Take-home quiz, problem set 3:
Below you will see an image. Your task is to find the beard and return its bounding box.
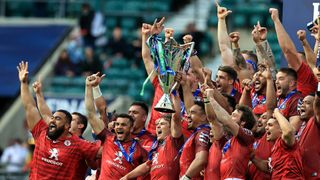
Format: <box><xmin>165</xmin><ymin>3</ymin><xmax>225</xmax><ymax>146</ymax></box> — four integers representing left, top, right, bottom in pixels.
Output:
<box><xmin>47</xmin><ymin>126</ymin><xmax>65</xmax><ymax>140</ymax></box>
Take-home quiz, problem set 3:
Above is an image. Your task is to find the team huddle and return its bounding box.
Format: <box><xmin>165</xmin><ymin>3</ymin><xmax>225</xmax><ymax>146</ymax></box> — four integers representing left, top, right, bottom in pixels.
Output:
<box><xmin>17</xmin><ymin>4</ymin><xmax>320</xmax><ymax>180</ymax></box>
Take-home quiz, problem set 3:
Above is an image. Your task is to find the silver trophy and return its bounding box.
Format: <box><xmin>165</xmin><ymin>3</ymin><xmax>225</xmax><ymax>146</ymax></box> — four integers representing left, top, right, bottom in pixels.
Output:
<box><xmin>147</xmin><ymin>30</ymin><xmax>194</xmax><ymax>113</ymax></box>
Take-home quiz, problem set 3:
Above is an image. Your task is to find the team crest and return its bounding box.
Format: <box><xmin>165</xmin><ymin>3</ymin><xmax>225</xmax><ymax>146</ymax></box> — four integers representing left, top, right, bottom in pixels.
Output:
<box><xmin>113</xmin><ymin>151</ymin><xmax>123</xmax><ymax>164</ymax></box>
<box><xmin>64</xmin><ymin>140</ymin><xmax>71</xmax><ymax>146</ymax></box>
<box><xmin>152</xmin><ymin>152</ymin><xmax>159</xmax><ymax>165</ymax></box>
<box><xmin>49</xmin><ymin>148</ymin><xmax>59</xmax><ymax>161</ymax></box>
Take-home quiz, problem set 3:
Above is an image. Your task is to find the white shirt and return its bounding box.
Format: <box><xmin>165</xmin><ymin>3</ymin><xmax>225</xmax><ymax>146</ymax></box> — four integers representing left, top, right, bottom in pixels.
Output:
<box><xmin>1</xmin><ymin>143</ymin><xmax>28</xmax><ymax>172</ymax></box>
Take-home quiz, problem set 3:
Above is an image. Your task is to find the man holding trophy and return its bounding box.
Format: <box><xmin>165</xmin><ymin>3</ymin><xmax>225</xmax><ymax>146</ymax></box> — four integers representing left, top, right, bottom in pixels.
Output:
<box><xmin>141</xmin><ymin>18</ymin><xmax>210</xmax><ymax>180</ymax></box>
<box><xmin>145</xmin><ymin>19</ymin><xmax>195</xmax><ymax>113</ymax></box>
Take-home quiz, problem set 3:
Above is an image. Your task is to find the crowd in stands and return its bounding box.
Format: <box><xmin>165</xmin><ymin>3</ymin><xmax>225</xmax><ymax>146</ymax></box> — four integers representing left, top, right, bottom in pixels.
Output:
<box><xmin>5</xmin><ymin>0</ymin><xmax>320</xmax><ymax>179</ymax></box>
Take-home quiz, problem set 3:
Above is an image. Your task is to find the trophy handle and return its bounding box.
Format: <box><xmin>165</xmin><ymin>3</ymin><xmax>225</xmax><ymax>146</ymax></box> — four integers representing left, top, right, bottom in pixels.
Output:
<box><xmin>170</xmin><ymin>82</ymin><xmax>178</xmax><ymax>94</ymax></box>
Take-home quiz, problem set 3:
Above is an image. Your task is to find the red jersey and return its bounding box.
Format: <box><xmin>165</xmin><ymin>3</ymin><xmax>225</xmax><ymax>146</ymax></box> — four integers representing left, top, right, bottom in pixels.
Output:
<box><xmin>179</xmin><ymin>125</ymin><xmax>211</xmax><ymax>180</ymax></box>
<box><xmin>220</xmin><ymin>128</ymin><xmax>255</xmax><ymax>179</ymax></box>
<box><xmin>97</xmin><ymin>129</ymin><xmax>147</xmax><ymax>179</ymax></box>
<box><xmin>132</xmin><ymin>129</ymin><xmax>155</xmax><ymax>151</ymax></box>
<box><xmin>147</xmin><ymin>78</ymin><xmax>163</xmax><ymax>135</ymax></box>
<box><xmin>299</xmin><ymin>117</ymin><xmax>320</xmax><ymax>179</ymax></box>
<box><xmin>204</xmin><ymin>138</ymin><xmax>227</xmax><ymax>180</ymax></box>
<box><xmin>30</xmin><ymin>120</ymin><xmax>100</xmax><ymax>180</ymax></box>
<box><xmin>297</xmin><ymin>62</ymin><xmax>318</xmax><ymax>97</ymax></box>
<box><xmin>270</xmin><ymin>138</ymin><xmax>304</xmax><ymax>179</ymax></box>
<box><xmin>149</xmin><ymin>135</ymin><xmax>184</xmax><ymax>180</ymax></box>
<box><xmin>234</xmin><ymin>79</ymin><xmax>243</xmax><ymax>93</ymax></box>
<box><xmin>277</xmin><ymin>91</ymin><xmax>302</xmax><ymax>119</ymax></box>
<box><xmin>247</xmin><ymin>133</ymin><xmax>274</xmax><ymax>180</ymax></box>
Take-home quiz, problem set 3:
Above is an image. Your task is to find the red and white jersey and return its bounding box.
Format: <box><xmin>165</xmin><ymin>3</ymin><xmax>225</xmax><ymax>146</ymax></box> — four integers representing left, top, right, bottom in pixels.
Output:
<box><xmin>132</xmin><ymin>129</ymin><xmax>155</xmax><ymax>152</ymax></box>
<box><xmin>204</xmin><ymin>138</ymin><xmax>227</xmax><ymax>180</ymax></box>
<box><xmin>277</xmin><ymin>91</ymin><xmax>302</xmax><ymax>119</ymax></box>
<box><xmin>270</xmin><ymin>138</ymin><xmax>304</xmax><ymax>179</ymax></box>
<box><xmin>30</xmin><ymin>120</ymin><xmax>100</xmax><ymax>180</ymax></box>
<box><xmin>297</xmin><ymin>62</ymin><xmax>318</xmax><ymax>97</ymax></box>
<box><xmin>149</xmin><ymin>135</ymin><xmax>184</xmax><ymax>180</ymax></box>
<box><xmin>247</xmin><ymin>133</ymin><xmax>274</xmax><ymax>180</ymax></box>
<box><xmin>299</xmin><ymin>117</ymin><xmax>320</xmax><ymax>179</ymax></box>
<box><xmin>97</xmin><ymin>129</ymin><xmax>147</xmax><ymax>179</ymax></box>
<box><xmin>220</xmin><ymin>128</ymin><xmax>255</xmax><ymax>179</ymax></box>
<box><xmin>179</xmin><ymin>126</ymin><xmax>210</xmax><ymax>180</ymax></box>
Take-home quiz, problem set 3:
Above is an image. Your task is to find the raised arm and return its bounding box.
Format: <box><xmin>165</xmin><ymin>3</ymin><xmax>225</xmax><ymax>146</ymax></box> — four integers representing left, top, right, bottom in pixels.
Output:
<box><xmin>32</xmin><ymin>78</ymin><xmax>52</xmax><ymax>124</ymax></box>
<box><xmin>85</xmin><ymin>75</ymin><xmax>105</xmax><ymax>135</ymax></box>
<box><xmin>229</xmin><ymin>32</ymin><xmax>246</xmax><ymax>70</ymax></box>
<box><xmin>141</xmin><ymin>23</ymin><xmax>155</xmax><ymax>81</ymax></box>
<box><xmin>262</xmin><ymin>66</ymin><xmax>276</xmax><ymax>114</ymax></box>
<box><xmin>171</xmin><ymin>93</ymin><xmax>182</xmax><ymax>138</ymax></box>
<box><xmin>183</xmin><ymin>34</ymin><xmax>205</xmax><ymax>84</ymax></box>
<box><xmin>310</xmin><ymin>23</ymin><xmax>320</xmax><ymax>54</ymax></box>
<box><xmin>269</xmin><ymin>8</ymin><xmax>301</xmax><ymax>71</ymax></box>
<box><xmin>180</xmin><ymin>72</ymin><xmax>194</xmax><ymax>113</ymax></box>
<box><xmin>204</xmin><ymin>88</ymin><xmax>224</xmax><ymax>140</ymax></box>
<box><xmin>239</xmin><ymin>78</ymin><xmax>253</xmax><ymax>108</ymax></box>
<box><xmin>209</xmin><ymin>95</ymin><xmax>239</xmax><ymax>136</ymax></box>
<box><xmin>273</xmin><ymin>108</ymin><xmax>296</xmax><ymax>147</ymax></box>
<box><xmin>142</xmin><ymin>17</ymin><xmax>165</xmax><ymax>82</ymax></box>
<box><xmin>297</xmin><ymin>30</ymin><xmax>317</xmax><ymax>69</ymax></box>
<box><xmin>217</xmin><ymin>3</ymin><xmax>233</xmax><ymax>66</ymax></box>
<box><xmin>17</xmin><ymin>61</ymin><xmax>41</xmax><ymax>130</ymax></box>
<box><xmin>252</xmin><ymin>22</ymin><xmax>276</xmax><ymax>70</ymax></box>
<box><xmin>89</xmin><ymin>72</ymin><xmax>108</xmax><ymax>123</ymax></box>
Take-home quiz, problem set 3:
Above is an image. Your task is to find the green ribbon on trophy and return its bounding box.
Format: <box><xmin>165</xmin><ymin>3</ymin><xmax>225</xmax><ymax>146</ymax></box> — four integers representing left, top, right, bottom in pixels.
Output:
<box><xmin>140</xmin><ymin>33</ymin><xmax>194</xmax><ymax>113</ymax></box>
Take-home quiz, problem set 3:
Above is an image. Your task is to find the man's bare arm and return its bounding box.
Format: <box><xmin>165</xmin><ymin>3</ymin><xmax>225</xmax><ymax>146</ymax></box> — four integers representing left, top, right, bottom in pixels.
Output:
<box><xmin>85</xmin><ymin>75</ymin><xmax>105</xmax><ymax>135</ymax></box>
<box><xmin>32</xmin><ymin>79</ymin><xmax>52</xmax><ymax>124</ymax></box>
<box><xmin>274</xmin><ymin>108</ymin><xmax>296</xmax><ymax>147</ymax></box>
<box><xmin>204</xmin><ymin>88</ymin><xmax>224</xmax><ymax>140</ymax></box>
<box><xmin>183</xmin><ymin>151</ymin><xmax>208</xmax><ymax>178</ymax></box>
<box><xmin>18</xmin><ymin>61</ymin><xmax>42</xmax><ymax>130</ymax></box>
<box><xmin>171</xmin><ymin>93</ymin><xmax>182</xmax><ymax>138</ymax></box>
<box><xmin>217</xmin><ymin>3</ymin><xmax>233</xmax><ymax>66</ymax></box>
<box><xmin>209</xmin><ymin>96</ymin><xmax>240</xmax><ymax>136</ymax></box>
<box><xmin>270</xmin><ymin>8</ymin><xmax>301</xmax><ymax>71</ymax></box>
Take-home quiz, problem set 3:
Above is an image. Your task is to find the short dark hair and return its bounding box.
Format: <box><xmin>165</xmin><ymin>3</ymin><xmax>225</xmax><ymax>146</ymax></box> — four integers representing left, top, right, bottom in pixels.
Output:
<box><xmin>218</xmin><ymin>66</ymin><xmax>238</xmax><ymax>81</ymax></box>
<box><xmin>221</xmin><ymin>93</ymin><xmax>236</xmax><ymax>111</ymax></box>
<box><xmin>72</xmin><ymin>112</ymin><xmax>88</xmax><ymax>134</ymax></box>
<box><xmin>131</xmin><ymin>101</ymin><xmax>149</xmax><ymax>115</ymax></box>
<box><xmin>241</xmin><ymin>50</ymin><xmax>258</xmax><ymax>64</ymax></box>
<box><xmin>56</xmin><ymin>109</ymin><xmax>72</xmax><ymax>124</ymax></box>
<box><xmin>278</xmin><ymin>68</ymin><xmax>297</xmax><ymax>81</ymax></box>
<box><xmin>116</xmin><ymin>113</ymin><xmax>134</xmax><ymax>126</ymax></box>
<box><xmin>194</xmin><ymin>100</ymin><xmax>205</xmax><ymax>113</ymax></box>
<box><xmin>236</xmin><ymin>105</ymin><xmax>256</xmax><ymax>130</ymax></box>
